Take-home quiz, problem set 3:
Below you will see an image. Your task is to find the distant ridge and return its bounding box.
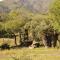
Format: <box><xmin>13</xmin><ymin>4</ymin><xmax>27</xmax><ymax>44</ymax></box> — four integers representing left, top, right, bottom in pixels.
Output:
<box><xmin>0</xmin><ymin>0</ymin><xmax>52</xmax><ymax>13</ymax></box>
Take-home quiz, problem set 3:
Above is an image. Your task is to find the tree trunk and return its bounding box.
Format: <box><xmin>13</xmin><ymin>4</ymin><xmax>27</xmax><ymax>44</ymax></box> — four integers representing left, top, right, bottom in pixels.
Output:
<box><xmin>14</xmin><ymin>34</ymin><xmax>17</xmax><ymax>46</ymax></box>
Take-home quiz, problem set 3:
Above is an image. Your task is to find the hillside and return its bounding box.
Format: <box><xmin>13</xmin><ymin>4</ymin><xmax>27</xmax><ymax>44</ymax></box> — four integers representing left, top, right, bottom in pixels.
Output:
<box><xmin>0</xmin><ymin>0</ymin><xmax>52</xmax><ymax>13</ymax></box>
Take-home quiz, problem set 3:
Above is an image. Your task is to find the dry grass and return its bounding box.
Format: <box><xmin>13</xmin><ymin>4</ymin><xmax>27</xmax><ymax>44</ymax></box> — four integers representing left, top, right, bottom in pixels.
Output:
<box><xmin>0</xmin><ymin>48</ymin><xmax>60</xmax><ymax>60</ymax></box>
<box><xmin>0</xmin><ymin>38</ymin><xmax>60</xmax><ymax>60</ymax></box>
<box><xmin>0</xmin><ymin>38</ymin><xmax>20</xmax><ymax>47</ymax></box>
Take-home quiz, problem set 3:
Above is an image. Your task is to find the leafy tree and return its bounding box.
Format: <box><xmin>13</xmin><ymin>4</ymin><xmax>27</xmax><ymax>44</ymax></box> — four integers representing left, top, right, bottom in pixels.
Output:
<box><xmin>50</xmin><ymin>0</ymin><xmax>60</xmax><ymax>32</ymax></box>
<box><xmin>2</xmin><ymin>8</ymin><xmax>33</xmax><ymax>46</ymax></box>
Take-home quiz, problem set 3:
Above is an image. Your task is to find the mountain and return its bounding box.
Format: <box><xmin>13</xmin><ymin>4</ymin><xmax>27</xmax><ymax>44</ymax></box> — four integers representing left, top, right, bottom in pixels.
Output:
<box><xmin>0</xmin><ymin>0</ymin><xmax>52</xmax><ymax>13</ymax></box>
<box><xmin>0</xmin><ymin>1</ymin><xmax>9</xmax><ymax>13</ymax></box>
<box><xmin>20</xmin><ymin>0</ymin><xmax>52</xmax><ymax>13</ymax></box>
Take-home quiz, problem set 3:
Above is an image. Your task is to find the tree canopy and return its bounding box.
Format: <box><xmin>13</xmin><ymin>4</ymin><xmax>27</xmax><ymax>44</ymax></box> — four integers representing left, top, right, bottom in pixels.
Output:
<box><xmin>0</xmin><ymin>0</ymin><xmax>60</xmax><ymax>40</ymax></box>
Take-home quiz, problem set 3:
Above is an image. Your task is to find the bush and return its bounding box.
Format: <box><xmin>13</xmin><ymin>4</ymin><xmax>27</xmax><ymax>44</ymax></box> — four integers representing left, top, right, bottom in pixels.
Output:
<box><xmin>1</xmin><ymin>43</ymin><xmax>10</xmax><ymax>50</ymax></box>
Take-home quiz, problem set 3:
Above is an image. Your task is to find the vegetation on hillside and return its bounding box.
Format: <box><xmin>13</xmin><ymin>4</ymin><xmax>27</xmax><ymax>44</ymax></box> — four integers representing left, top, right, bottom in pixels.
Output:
<box><xmin>0</xmin><ymin>0</ymin><xmax>60</xmax><ymax>48</ymax></box>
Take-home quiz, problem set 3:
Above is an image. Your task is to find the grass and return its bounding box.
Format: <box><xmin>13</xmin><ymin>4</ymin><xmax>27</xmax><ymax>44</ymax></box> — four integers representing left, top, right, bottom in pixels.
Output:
<box><xmin>0</xmin><ymin>38</ymin><xmax>20</xmax><ymax>47</ymax></box>
<box><xmin>0</xmin><ymin>48</ymin><xmax>60</xmax><ymax>60</ymax></box>
<box><xmin>0</xmin><ymin>38</ymin><xmax>60</xmax><ymax>60</ymax></box>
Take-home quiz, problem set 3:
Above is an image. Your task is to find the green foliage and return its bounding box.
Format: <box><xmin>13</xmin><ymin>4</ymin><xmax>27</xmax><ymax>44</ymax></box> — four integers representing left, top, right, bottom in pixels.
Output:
<box><xmin>0</xmin><ymin>0</ymin><xmax>60</xmax><ymax>42</ymax></box>
<box><xmin>0</xmin><ymin>22</ymin><xmax>3</xmax><ymax>31</ymax></box>
<box><xmin>49</xmin><ymin>0</ymin><xmax>60</xmax><ymax>32</ymax></box>
<box><xmin>2</xmin><ymin>8</ymin><xmax>33</xmax><ymax>32</ymax></box>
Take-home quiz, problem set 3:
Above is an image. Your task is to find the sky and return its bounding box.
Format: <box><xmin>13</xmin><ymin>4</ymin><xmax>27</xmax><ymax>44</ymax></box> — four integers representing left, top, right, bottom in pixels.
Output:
<box><xmin>0</xmin><ymin>0</ymin><xmax>3</xmax><ymax>1</ymax></box>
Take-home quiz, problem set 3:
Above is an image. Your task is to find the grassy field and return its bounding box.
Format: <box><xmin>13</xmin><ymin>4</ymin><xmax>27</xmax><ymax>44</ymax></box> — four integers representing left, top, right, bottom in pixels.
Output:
<box><xmin>0</xmin><ymin>38</ymin><xmax>60</xmax><ymax>60</ymax></box>
<box><xmin>0</xmin><ymin>38</ymin><xmax>20</xmax><ymax>47</ymax></box>
<box><xmin>0</xmin><ymin>48</ymin><xmax>60</xmax><ymax>60</ymax></box>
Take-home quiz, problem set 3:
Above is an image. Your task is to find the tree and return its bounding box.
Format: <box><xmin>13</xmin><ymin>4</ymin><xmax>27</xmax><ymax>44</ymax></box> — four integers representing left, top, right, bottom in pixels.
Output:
<box><xmin>50</xmin><ymin>0</ymin><xmax>60</xmax><ymax>32</ymax></box>
<box><xmin>2</xmin><ymin>8</ymin><xmax>33</xmax><ymax>46</ymax></box>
